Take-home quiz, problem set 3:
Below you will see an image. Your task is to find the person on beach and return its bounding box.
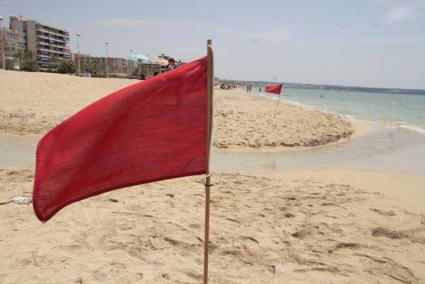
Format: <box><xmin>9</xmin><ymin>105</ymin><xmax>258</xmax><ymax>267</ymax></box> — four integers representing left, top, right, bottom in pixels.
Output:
<box><xmin>166</xmin><ymin>58</ymin><xmax>177</xmax><ymax>71</ymax></box>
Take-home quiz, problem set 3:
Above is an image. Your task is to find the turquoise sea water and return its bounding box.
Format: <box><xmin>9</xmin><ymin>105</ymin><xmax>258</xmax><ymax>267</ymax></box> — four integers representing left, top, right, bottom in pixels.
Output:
<box><xmin>255</xmin><ymin>87</ymin><xmax>425</xmax><ymax>134</ymax></box>
<box><xmin>228</xmin><ymin>86</ymin><xmax>425</xmax><ymax>175</ymax></box>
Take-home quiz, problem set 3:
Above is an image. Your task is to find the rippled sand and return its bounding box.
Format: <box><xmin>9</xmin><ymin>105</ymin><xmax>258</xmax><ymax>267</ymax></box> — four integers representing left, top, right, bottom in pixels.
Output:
<box><xmin>1</xmin><ymin>168</ymin><xmax>424</xmax><ymax>283</ymax></box>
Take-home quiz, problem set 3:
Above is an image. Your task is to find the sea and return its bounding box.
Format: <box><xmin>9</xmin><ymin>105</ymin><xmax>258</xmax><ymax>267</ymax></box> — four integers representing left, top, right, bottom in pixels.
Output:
<box><xmin>212</xmin><ymin>86</ymin><xmax>425</xmax><ymax>176</ymax></box>
<box><xmin>261</xmin><ymin>87</ymin><xmax>425</xmax><ymax>135</ymax></box>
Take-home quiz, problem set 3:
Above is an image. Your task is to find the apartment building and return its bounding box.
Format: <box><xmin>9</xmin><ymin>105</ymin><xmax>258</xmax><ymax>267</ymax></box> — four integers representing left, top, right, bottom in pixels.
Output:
<box><xmin>10</xmin><ymin>15</ymin><xmax>71</xmax><ymax>71</ymax></box>
<box><xmin>72</xmin><ymin>55</ymin><xmax>129</xmax><ymax>76</ymax></box>
<box><xmin>0</xmin><ymin>26</ymin><xmax>24</xmax><ymax>67</ymax></box>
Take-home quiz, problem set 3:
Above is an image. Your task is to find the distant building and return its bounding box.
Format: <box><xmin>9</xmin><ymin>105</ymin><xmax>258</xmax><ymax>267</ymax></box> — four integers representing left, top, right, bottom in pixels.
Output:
<box><xmin>100</xmin><ymin>57</ymin><xmax>128</xmax><ymax>75</ymax></box>
<box><xmin>10</xmin><ymin>15</ymin><xmax>71</xmax><ymax>71</ymax></box>
<box><xmin>0</xmin><ymin>26</ymin><xmax>24</xmax><ymax>69</ymax></box>
<box><xmin>71</xmin><ymin>52</ymin><xmax>91</xmax><ymax>74</ymax></box>
<box><xmin>71</xmin><ymin>54</ymin><xmax>128</xmax><ymax>77</ymax></box>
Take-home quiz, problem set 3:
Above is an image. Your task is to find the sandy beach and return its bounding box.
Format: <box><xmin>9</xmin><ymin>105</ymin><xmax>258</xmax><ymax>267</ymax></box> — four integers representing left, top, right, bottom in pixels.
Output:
<box><xmin>1</xmin><ymin>70</ymin><xmax>424</xmax><ymax>283</ymax></box>
<box><xmin>214</xmin><ymin>91</ymin><xmax>356</xmax><ymax>150</ymax></box>
<box><xmin>1</xmin><ymin>167</ymin><xmax>424</xmax><ymax>283</ymax></box>
<box><xmin>0</xmin><ymin>70</ymin><xmax>355</xmax><ymax>150</ymax></box>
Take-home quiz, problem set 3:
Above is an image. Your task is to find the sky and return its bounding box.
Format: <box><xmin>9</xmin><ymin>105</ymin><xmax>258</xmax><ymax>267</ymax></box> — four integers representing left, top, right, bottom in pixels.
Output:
<box><xmin>1</xmin><ymin>0</ymin><xmax>425</xmax><ymax>89</ymax></box>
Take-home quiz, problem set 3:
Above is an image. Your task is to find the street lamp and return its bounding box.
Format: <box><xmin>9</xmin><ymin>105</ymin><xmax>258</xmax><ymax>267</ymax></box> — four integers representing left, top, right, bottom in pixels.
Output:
<box><xmin>76</xmin><ymin>33</ymin><xmax>80</xmax><ymax>76</ymax></box>
<box><xmin>0</xmin><ymin>16</ymin><xmax>5</xmax><ymax>70</ymax></box>
<box><xmin>104</xmin><ymin>41</ymin><xmax>109</xmax><ymax>78</ymax></box>
<box><xmin>128</xmin><ymin>48</ymin><xmax>133</xmax><ymax>77</ymax></box>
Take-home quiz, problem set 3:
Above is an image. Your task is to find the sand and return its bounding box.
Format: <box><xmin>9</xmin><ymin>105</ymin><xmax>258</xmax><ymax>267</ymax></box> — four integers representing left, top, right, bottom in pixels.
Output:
<box><xmin>214</xmin><ymin>91</ymin><xmax>355</xmax><ymax>150</ymax></box>
<box><xmin>0</xmin><ymin>70</ymin><xmax>355</xmax><ymax>150</ymax></box>
<box><xmin>1</xmin><ymin>70</ymin><xmax>424</xmax><ymax>283</ymax></box>
<box><xmin>0</xmin><ymin>167</ymin><xmax>424</xmax><ymax>283</ymax></box>
<box><xmin>0</xmin><ymin>70</ymin><xmax>137</xmax><ymax>136</ymax></box>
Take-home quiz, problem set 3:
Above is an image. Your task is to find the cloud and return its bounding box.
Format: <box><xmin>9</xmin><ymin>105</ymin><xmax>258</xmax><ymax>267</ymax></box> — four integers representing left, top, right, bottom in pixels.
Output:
<box><xmin>385</xmin><ymin>7</ymin><xmax>414</xmax><ymax>23</ymax></box>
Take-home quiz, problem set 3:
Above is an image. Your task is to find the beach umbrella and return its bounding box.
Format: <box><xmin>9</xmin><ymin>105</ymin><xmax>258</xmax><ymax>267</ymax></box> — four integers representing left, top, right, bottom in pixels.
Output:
<box><xmin>33</xmin><ymin>40</ymin><xmax>214</xmax><ymax>284</ymax></box>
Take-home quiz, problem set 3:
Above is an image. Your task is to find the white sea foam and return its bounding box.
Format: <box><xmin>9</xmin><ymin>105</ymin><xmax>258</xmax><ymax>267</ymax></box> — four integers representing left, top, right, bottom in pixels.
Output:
<box><xmin>280</xmin><ymin>98</ymin><xmax>320</xmax><ymax>111</ymax></box>
<box><xmin>253</xmin><ymin>91</ymin><xmax>425</xmax><ymax>136</ymax></box>
<box><xmin>398</xmin><ymin>124</ymin><xmax>425</xmax><ymax>135</ymax></box>
<box><xmin>383</xmin><ymin>121</ymin><xmax>425</xmax><ymax>135</ymax></box>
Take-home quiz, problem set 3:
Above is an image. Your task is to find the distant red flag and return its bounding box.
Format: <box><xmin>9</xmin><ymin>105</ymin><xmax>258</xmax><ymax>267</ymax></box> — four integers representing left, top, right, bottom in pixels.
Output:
<box><xmin>265</xmin><ymin>83</ymin><xmax>283</xmax><ymax>95</ymax></box>
<box><xmin>33</xmin><ymin>56</ymin><xmax>208</xmax><ymax>222</ymax></box>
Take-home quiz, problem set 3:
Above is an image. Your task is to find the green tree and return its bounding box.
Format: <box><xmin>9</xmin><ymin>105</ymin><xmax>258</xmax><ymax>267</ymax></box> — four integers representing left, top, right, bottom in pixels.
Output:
<box><xmin>56</xmin><ymin>61</ymin><xmax>75</xmax><ymax>74</ymax></box>
<box><xmin>86</xmin><ymin>58</ymin><xmax>104</xmax><ymax>77</ymax></box>
<box><xmin>20</xmin><ymin>50</ymin><xmax>38</xmax><ymax>72</ymax></box>
<box><xmin>5</xmin><ymin>59</ymin><xmax>15</xmax><ymax>70</ymax></box>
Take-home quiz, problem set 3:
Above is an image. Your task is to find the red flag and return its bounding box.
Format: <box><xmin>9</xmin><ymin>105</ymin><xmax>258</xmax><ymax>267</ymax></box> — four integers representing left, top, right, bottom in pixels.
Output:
<box><xmin>33</xmin><ymin>56</ymin><xmax>208</xmax><ymax>222</ymax></box>
<box><xmin>265</xmin><ymin>83</ymin><xmax>283</xmax><ymax>95</ymax></box>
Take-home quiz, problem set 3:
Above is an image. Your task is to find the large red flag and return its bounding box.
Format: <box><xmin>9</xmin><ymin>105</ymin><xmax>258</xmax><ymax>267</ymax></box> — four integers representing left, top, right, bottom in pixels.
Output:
<box><xmin>33</xmin><ymin>56</ymin><xmax>208</xmax><ymax>222</ymax></box>
<box><xmin>265</xmin><ymin>83</ymin><xmax>283</xmax><ymax>95</ymax></box>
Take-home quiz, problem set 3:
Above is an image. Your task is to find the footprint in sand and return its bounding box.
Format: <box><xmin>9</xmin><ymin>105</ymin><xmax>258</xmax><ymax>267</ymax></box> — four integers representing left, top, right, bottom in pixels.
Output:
<box><xmin>189</xmin><ymin>223</ymin><xmax>201</xmax><ymax>229</ymax></box>
<box><xmin>372</xmin><ymin>227</ymin><xmax>405</xmax><ymax>239</ymax></box>
<box><xmin>241</xmin><ymin>235</ymin><xmax>259</xmax><ymax>245</ymax></box>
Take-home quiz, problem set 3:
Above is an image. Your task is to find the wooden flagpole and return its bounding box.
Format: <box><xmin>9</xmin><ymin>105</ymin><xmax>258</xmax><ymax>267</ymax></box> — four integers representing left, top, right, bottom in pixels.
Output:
<box><xmin>204</xmin><ymin>39</ymin><xmax>214</xmax><ymax>284</ymax></box>
<box><xmin>273</xmin><ymin>95</ymin><xmax>281</xmax><ymax>119</ymax></box>
<box><xmin>273</xmin><ymin>82</ymin><xmax>283</xmax><ymax>119</ymax></box>
<box><xmin>273</xmin><ymin>83</ymin><xmax>283</xmax><ymax>119</ymax></box>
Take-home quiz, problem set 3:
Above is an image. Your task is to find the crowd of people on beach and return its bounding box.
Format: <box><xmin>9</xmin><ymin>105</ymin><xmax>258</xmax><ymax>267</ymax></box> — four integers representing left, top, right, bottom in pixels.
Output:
<box><xmin>219</xmin><ymin>83</ymin><xmax>238</xmax><ymax>90</ymax></box>
<box><xmin>216</xmin><ymin>83</ymin><xmax>257</xmax><ymax>93</ymax></box>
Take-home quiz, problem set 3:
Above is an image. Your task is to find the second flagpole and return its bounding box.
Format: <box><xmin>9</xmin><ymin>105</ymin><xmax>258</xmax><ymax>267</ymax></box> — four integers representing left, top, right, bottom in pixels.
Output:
<box><xmin>204</xmin><ymin>39</ymin><xmax>214</xmax><ymax>284</ymax></box>
<box><xmin>273</xmin><ymin>82</ymin><xmax>283</xmax><ymax>119</ymax></box>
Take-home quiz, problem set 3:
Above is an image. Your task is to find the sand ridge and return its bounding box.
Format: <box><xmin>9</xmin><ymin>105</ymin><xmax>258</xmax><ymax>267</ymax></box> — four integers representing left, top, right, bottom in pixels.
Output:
<box><xmin>214</xmin><ymin>91</ymin><xmax>354</xmax><ymax>150</ymax></box>
<box><xmin>0</xmin><ymin>70</ymin><xmax>354</xmax><ymax>150</ymax></box>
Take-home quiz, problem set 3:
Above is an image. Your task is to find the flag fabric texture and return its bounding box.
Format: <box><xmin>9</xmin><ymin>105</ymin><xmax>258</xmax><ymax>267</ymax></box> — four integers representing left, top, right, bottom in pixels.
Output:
<box><xmin>265</xmin><ymin>84</ymin><xmax>283</xmax><ymax>95</ymax></box>
<box><xmin>33</xmin><ymin>56</ymin><xmax>208</xmax><ymax>222</ymax></box>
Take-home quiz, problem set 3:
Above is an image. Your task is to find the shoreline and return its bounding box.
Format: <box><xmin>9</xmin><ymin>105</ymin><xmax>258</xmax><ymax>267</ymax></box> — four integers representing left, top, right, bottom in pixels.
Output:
<box><xmin>214</xmin><ymin>118</ymin><xmax>373</xmax><ymax>153</ymax></box>
<box><xmin>250</xmin><ymin>90</ymin><xmax>376</xmax><ymax>138</ymax></box>
<box><xmin>1</xmin><ymin>71</ymin><xmax>358</xmax><ymax>152</ymax></box>
<box><xmin>213</xmin><ymin>90</ymin><xmax>355</xmax><ymax>151</ymax></box>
